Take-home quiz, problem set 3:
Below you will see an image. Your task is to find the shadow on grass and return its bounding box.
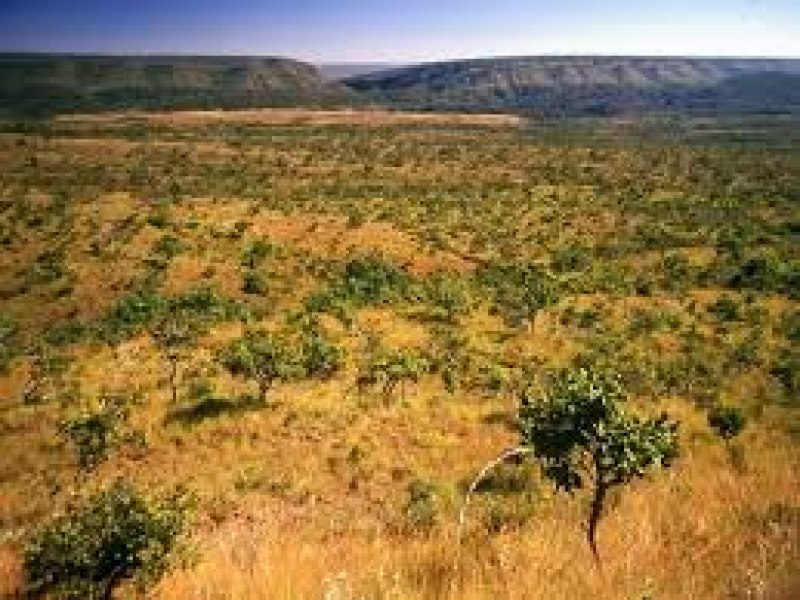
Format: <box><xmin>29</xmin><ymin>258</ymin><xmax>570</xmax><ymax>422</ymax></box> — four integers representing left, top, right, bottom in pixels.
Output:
<box><xmin>164</xmin><ymin>394</ymin><xmax>266</xmax><ymax>426</ymax></box>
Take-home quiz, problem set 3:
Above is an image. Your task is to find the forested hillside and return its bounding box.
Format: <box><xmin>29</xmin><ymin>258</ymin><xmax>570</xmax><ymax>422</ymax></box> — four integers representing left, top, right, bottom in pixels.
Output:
<box><xmin>0</xmin><ymin>54</ymin><xmax>358</xmax><ymax>116</ymax></box>
<box><xmin>345</xmin><ymin>56</ymin><xmax>800</xmax><ymax>115</ymax></box>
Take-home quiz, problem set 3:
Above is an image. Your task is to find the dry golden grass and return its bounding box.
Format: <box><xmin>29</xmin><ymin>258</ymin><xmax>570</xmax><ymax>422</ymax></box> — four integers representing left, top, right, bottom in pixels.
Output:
<box><xmin>56</xmin><ymin>108</ymin><xmax>523</xmax><ymax>128</ymax></box>
<box><xmin>151</xmin><ymin>420</ymin><xmax>799</xmax><ymax>600</ymax></box>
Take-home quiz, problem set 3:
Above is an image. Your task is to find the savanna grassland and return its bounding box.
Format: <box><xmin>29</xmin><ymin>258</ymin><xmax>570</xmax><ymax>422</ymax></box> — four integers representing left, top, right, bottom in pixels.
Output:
<box><xmin>0</xmin><ymin>109</ymin><xmax>798</xmax><ymax>599</ymax></box>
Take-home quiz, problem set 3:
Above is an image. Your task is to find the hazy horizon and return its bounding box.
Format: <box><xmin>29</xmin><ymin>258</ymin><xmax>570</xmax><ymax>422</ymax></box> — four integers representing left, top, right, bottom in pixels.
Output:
<box><xmin>1</xmin><ymin>1</ymin><xmax>799</xmax><ymax>62</ymax></box>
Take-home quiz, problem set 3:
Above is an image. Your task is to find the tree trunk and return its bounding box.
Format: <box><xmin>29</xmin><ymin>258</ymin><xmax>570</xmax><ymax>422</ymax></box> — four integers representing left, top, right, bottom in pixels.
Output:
<box><xmin>587</xmin><ymin>481</ymin><xmax>608</xmax><ymax>565</ymax></box>
<box><xmin>100</xmin><ymin>568</ymin><xmax>125</xmax><ymax>600</ymax></box>
<box><xmin>169</xmin><ymin>356</ymin><xmax>179</xmax><ymax>404</ymax></box>
<box><xmin>257</xmin><ymin>378</ymin><xmax>270</xmax><ymax>404</ymax></box>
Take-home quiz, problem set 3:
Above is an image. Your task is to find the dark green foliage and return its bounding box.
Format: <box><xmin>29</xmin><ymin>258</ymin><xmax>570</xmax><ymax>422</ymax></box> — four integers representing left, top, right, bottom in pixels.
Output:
<box><xmin>24</xmin><ymin>481</ymin><xmax>191</xmax><ymax>599</ymax></box>
<box><xmin>781</xmin><ymin>310</ymin><xmax>800</xmax><ymax>343</ymax></box>
<box><xmin>519</xmin><ymin>369</ymin><xmax>679</xmax><ymax>559</ymax></box>
<box><xmin>240</xmin><ymin>240</ymin><xmax>280</xmax><ymax>269</ymax></box>
<box><xmin>242</xmin><ymin>271</ymin><xmax>268</xmax><ymax>296</ymax></box>
<box><xmin>707</xmin><ymin>405</ymin><xmax>747</xmax><ymax>441</ymax></box>
<box><xmin>146</xmin><ymin>208</ymin><xmax>170</xmax><ymax>229</ymax></box>
<box><xmin>477</xmin><ymin>263</ymin><xmax>560</xmax><ymax>328</ymax></box>
<box><xmin>707</xmin><ymin>296</ymin><xmax>742</xmax><ymax>322</ymax></box>
<box><xmin>660</xmin><ymin>253</ymin><xmax>693</xmax><ymax>290</ymax></box>
<box><xmin>99</xmin><ymin>292</ymin><xmax>167</xmax><ymax>342</ymax></box>
<box><xmin>721</xmin><ymin>251</ymin><xmax>799</xmax><ymax>297</ymax></box>
<box><xmin>551</xmin><ymin>244</ymin><xmax>590</xmax><ymax>273</ymax></box>
<box><xmin>58</xmin><ymin>395</ymin><xmax>141</xmax><ymax>470</ymax></box>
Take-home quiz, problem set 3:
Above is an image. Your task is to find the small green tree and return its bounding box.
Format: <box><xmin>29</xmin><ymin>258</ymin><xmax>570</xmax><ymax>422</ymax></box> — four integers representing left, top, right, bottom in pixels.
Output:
<box><xmin>477</xmin><ymin>263</ymin><xmax>560</xmax><ymax>330</ymax></box>
<box><xmin>24</xmin><ymin>480</ymin><xmax>191</xmax><ymax>600</ymax></box>
<box><xmin>150</xmin><ymin>312</ymin><xmax>197</xmax><ymax>404</ymax></box>
<box><xmin>59</xmin><ymin>394</ymin><xmax>141</xmax><ymax>471</ymax></box>
<box><xmin>424</xmin><ymin>273</ymin><xmax>473</xmax><ymax>324</ymax></box>
<box><xmin>218</xmin><ymin>330</ymin><xmax>298</xmax><ymax>403</ymax></box>
<box><xmin>299</xmin><ymin>327</ymin><xmax>344</xmax><ymax>379</ymax></box>
<box><xmin>359</xmin><ymin>349</ymin><xmax>431</xmax><ymax>399</ymax></box>
<box><xmin>519</xmin><ymin>370</ymin><xmax>679</xmax><ymax>562</ymax></box>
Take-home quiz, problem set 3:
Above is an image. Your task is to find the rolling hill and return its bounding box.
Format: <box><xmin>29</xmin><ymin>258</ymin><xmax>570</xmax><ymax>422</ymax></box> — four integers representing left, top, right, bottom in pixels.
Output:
<box><xmin>0</xmin><ymin>54</ymin><xmax>359</xmax><ymax>116</ymax></box>
<box><xmin>345</xmin><ymin>56</ymin><xmax>800</xmax><ymax>116</ymax></box>
<box><xmin>3</xmin><ymin>54</ymin><xmax>800</xmax><ymax>118</ymax></box>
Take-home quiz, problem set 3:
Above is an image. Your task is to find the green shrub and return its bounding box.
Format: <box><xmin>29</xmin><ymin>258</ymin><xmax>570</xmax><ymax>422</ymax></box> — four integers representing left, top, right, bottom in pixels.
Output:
<box><xmin>24</xmin><ymin>481</ymin><xmax>191</xmax><ymax>599</ymax></box>
<box><xmin>151</xmin><ymin>234</ymin><xmax>184</xmax><ymax>260</ymax></box>
<box><xmin>403</xmin><ymin>479</ymin><xmax>441</xmax><ymax>531</ymax></box>
<box><xmin>477</xmin><ymin>263</ymin><xmax>560</xmax><ymax>328</ymax></box>
<box><xmin>242</xmin><ymin>270</ymin><xmax>268</xmax><ymax>295</ymax></box>
<box><xmin>99</xmin><ymin>287</ymin><xmax>242</xmax><ymax>344</ymax></box>
<box><xmin>28</xmin><ymin>249</ymin><xmax>68</xmax><ymax>285</ymax></box>
<box><xmin>58</xmin><ymin>395</ymin><xmax>142</xmax><ymax>470</ymax></box>
<box><xmin>423</xmin><ymin>272</ymin><xmax>473</xmax><ymax>323</ymax></box>
<box><xmin>708</xmin><ymin>296</ymin><xmax>741</xmax><ymax>322</ymax></box>
<box><xmin>45</xmin><ymin>320</ymin><xmax>89</xmax><ymax>347</ymax></box>
<box><xmin>305</xmin><ymin>256</ymin><xmax>413</xmax><ymax>316</ymax></box>
<box><xmin>707</xmin><ymin>405</ymin><xmax>747</xmax><ymax>441</ymax></box>
<box><xmin>240</xmin><ymin>240</ymin><xmax>280</xmax><ymax>269</ymax></box>
<box><xmin>299</xmin><ymin>328</ymin><xmax>344</xmax><ymax>379</ymax></box>
<box><xmin>550</xmin><ymin>244</ymin><xmax>590</xmax><ymax>273</ymax></box>
<box><xmin>99</xmin><ymin>292</ymin><xmax>167</xmax><ymax>342</ymax></box>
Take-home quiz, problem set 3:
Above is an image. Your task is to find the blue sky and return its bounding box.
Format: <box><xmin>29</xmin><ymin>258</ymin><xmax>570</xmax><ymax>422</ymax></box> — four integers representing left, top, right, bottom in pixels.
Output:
<box><xmin>1</xmin><ymin>0</ymin><xmax>798</xmax><ymax>61</ymax></box>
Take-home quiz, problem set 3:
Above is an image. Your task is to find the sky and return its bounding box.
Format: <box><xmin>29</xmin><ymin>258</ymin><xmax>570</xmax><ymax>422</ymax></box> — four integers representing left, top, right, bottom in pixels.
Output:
<box><xmin>1</xmin><ymin>0</ymin><xmax>799</xmax><ymax>62</ymax></box>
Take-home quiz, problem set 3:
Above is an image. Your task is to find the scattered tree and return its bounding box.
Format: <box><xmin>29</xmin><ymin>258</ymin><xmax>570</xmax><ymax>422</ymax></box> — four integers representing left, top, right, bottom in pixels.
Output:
<box><xmin>218</xmin><ymin>330</ymin><xmax>298</xmax><ymax>403</ymax></box>
<box><xmin>59</xmin><ymin>394</ymin><xmax>142</xmax><ymax>471</ymax></box>
<box><xmin>519</xmin><ymin>369</ymin><xmax>679</xmax><ymax>562</ymax></box>
<box><xmin>24</xmin><ymin>480</ymin><xmax>191</xmax><ymax>600</ymax></box>
<box><xmin>460</xmin><ymin>369</ymin><xmax>679</xmax><ymax>564</ymax></box>
<box><xmin>150</xmin><ymin>312</ymin><xmax>197</xmax><ymax>404</ymax></box>
<box><xmin>359</xmin><ymin>348</ymin><xmax>430</xmax><ymax>399</ymax></box>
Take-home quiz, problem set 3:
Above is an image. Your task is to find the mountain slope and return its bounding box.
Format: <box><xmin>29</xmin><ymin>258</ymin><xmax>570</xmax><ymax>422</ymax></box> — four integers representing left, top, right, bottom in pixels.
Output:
<box><xmin>345</xmin><ymin>56</ymin><xmax>800</xmax><ymax>115</ymax></box>
<box><xmin>0</xmin><ymin>54</ymin><xmax>359</xmax><ymax>116</ymax></box>
<box><xmin>317</xmin><ymin>63</ymin><xmax>405</xmax><ymax>80</ymax></box>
